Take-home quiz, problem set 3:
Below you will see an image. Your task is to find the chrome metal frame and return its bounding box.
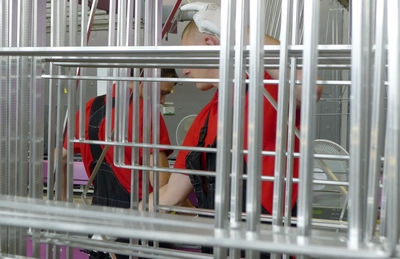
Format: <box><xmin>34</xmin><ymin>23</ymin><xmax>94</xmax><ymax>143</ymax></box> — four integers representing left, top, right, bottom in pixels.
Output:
<box><xmin>0</xmin><ymin>0</ymin><xmax>398</xmax><ymax>258</ymax></box>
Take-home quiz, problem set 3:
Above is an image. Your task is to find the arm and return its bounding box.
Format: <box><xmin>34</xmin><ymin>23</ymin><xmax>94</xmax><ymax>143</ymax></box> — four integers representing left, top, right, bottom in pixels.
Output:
<box><xmin>149</xmin><ymin>151</ymin><xmax>171</xmax><ymax>188</ymax></box>
<box><xmin>142</xmin><ymin>173</ymin><xmax>193</xmax><ymax>212</ymax></box>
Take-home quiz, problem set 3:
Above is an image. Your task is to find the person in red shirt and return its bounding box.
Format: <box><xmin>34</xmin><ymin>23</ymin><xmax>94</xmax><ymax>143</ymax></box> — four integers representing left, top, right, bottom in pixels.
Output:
<box><xmin>146</xmin><ymin>4</ymin><xmax>322</xmax><ymax>215</ymax></box>
<box><xmin>62</xmin><ymin>68</ymin><xmax>177</xmax><ymax>208</ymax></box>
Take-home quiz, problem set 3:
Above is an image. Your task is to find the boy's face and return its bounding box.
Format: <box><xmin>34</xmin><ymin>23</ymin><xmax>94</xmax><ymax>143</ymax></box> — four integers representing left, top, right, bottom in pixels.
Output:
<box><xmin>159</xmin><ymin>81</ymin><xmax>175</xmax><ymax>104</ymax></box>
<box><xmin>137</xmin><ymin>81</ymin><xmax>174</xmax><ymax>104</ymax></box>
<box><xmin>181</xmin><ymin>32</ymin><xmax>219</xmax><ymax>91</ymax></box>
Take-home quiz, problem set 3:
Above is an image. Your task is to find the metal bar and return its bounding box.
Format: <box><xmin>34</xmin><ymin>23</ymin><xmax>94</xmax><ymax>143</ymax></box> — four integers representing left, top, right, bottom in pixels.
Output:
<box><xmin>152</xmin><ymin>0</ymin><xmax>162</xmax><ymax>213</ymax></box>
<box><xmin>0</xmin><ymin>195</ymin><xmax>391</xmax><ymax>259</ymax></box>
<box><xmin>141</xmin><ymin>0</ymin><xmax>154</xmax><ymax>213</ymax></box>
<box><xmin>365</xmin><ymin>0</ymin><xmax>387</xmax><ymax>241</ymax></box>
<box><xmin>0</xmin><ymin>44</ymin><xmax>356</xmax><ymax>56</ymax></box>
<box><xmin>383</xmin><ymin>0</ymin><xmax>400</xmax><ymax>255</ymax></box>
<box><xmin>246</xmin><ymin>0</ymin><xmax>266</xmax><ymax>258</ymax></box>
<box><xmin>42</xmin><ymin>74</ymin><xmax>219</xmax><ymax>84</ymax></box>
<box><xmin>272</xmin><ymin>0</ymin><xmax>292</xmax><ymax>230</ymax></box>
<box><xmin>348</xmin><ymin>0</ymin><xmax>372</xmax><ymax>248</ymax></box>
<box><xmin>29</xmin><ymin>1</ymin><xmax>42</xmax><ymax>257</ymax></box>
<box><xmin>105</xmin><ymin>0</ymin><xmax>116</xmax><ymax>142</ymax></box>
<box><xmin>214</xmin><ymin>0</ymin><xmax>236</xmax><ymax>258</ymax></box>
<box><xmin>78</xmin><ymin>0</ymin><xmax>88</xmax><ymax>141</ymax></box>
<box><xmin>130</xmin><ymin>0</ymin><xmax>143</xmax><ymax>211</ymax></box>
<box><xmin>46</xmin><ymin>1</ymin><xmax>58</xmax><ymax>258</ymax></box>
<box><xmin>17</xmin><ymin>0</ymin><xmax>32</xmax><ymax>255</ymax></box>
<box><xmin>297</xmin><ymin>0</ymin><xmax>320</xmax><ymax>238</ymax></box>
<box><xmin>229</xmin><ymin>0</ymin><xmax>248</xmax><ymax>257</ymax></box>
<box><xmin>69</xmin><ymin>138</ymin><xmax>354</xmax><ymax>162</ymax></box>
<box><xmin>7</xmin><ymin>0</ymin><xmax>17</xmax><ymax>253</ymax></box>
<box><xmin>284</xmin><ymin>0</ymin><xmax>302</xmax><ymax>228</ymax></box>
<box><xmin>0</xmin><ymin>0</ymin><xmax>9</xmax><ymax>253</ymax></box>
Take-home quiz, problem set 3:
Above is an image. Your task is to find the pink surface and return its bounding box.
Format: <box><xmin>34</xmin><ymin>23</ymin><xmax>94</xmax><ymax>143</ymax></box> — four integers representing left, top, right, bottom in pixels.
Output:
<box><xmin>43</xmin><ymin>160</ymin><xmax>88</xmax><ymax>185</ymax></box>
<box><xmin>26</xmin><ymin>237</ymin><xmax>88</xmax><ymax>259</ymax></box>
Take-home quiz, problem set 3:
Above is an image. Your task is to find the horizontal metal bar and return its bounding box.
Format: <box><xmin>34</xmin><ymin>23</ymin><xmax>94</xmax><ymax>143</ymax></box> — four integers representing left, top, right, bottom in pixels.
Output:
<box><xmin>158</xmin><ymin>206</ymin><xmax>350</xmax><ymax>230</ymax></box>
<box><xmin>0</xmin><ymin>45</ymin><xmax>353</xmax><ymax>58</ymax></box>
<box><xmin>0</xmin><ymin>196</ymin><xmax>389</xmax><ymax>258</ymax></box>
<box><xmin>69</xmin><ymin>138</ymin><xmax>352</xmax><ymax>161</ymax></box>
<box><xmin>42</xmin><ymin>74</ymin><xmax>219</xmax><ymax>84</ymax></box>
<box><xmin>40</xmin><ymin>232</ymin><xmax>212</xmax><ymax>259</ymax></box>
<box><xmin>116</xmin><ymin>164</ymin><xmax>216</xmax><ymax>177</ymax></box>
<box><xmin>71</xmin><ymin>139</ymin><xmax>217</xmax><ymax>153</ymax></box>
<box><xmin>53</xmin><ymin>62</ymin><xmax>219</xmax><ymax>69</ymax></box>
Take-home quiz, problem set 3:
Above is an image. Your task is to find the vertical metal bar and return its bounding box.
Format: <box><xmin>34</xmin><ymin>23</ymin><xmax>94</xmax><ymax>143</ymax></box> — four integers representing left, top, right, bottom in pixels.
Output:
<box><xmin>18</xmin><ymin>0</ymin><xmax>31</xmax><ymax>198</ymax></box>
<box><xmin>7</xmin><ymin>0</ymin><xmax>17</xmax><ymax>254</ymax></box>
<box><xmin>246</xmin><ymin>0</ymin><xmax>266</xmax><ymax>258</ymax></box>
<box><xmin>297</xmin><ymin>0</ymin><xmax>319</xmax><ymax>240</ymax></box>
<box><xmin>129</xmin><ymin>0</ymin><xmax>143</xmax><ymax>254</ymax></box>
<box><xmin>150</xmin><ymin>1</ymin><xmax>162</xmax><ymax>252</ymax></box>
<box><xmin>365</xmin><ymin>0</ymin><xmax>387</xmax><ymax>241</ymax></box>
<box><xmin>272</xmin><ymin>1</ymin><xmax>282</xmax><ymax>39</ymax></box>
<box><xmin>298</xmin><ymin>0</ymin><xmax>304</xmax><ymax>44</ymax></box>
<box><xmin>113</xmin><ymin>0</ymin><xmax>121</xmax><ymax>167</ymax></box>
<box><xmin>66</xmin><ymin>0</ymin><xmax>78</xmax><ymax>227</ymax></box>
<box><xmin>284</xmin><ymin>0</ymin><xmax>302</xmax><ymax>228</ymax></box>
<box><xmin>69</xmin><ymin>0</ymin><xmax>78</xmax><ymax>47</ymax></box>
<box><xmin>141</xmin><ymin>0</ymin><xmax>153</xmax><ymax>212</ymax></box>
<box><xmin>214</xmin><ymin>0</ymin><xmax>236</xmax><ymax>258</ymax></box>
<box><xmin>54</xmin><ymin>4</ymin><xmax>67</xmax><ymax>259</ymax></box>
<box><xmin>119</xmin><ymin>0</ymin><xmax>129</xmax><ymax>166</ymax></box>
<box><xmin>66</xmin><ymin>0</ymin><xmax>78</xmax><ymax>197</ymax></box>
<box><xmin>47</xmin><ymin>0</ymin><xmax>57</xmax><ymax>202</ymax></box>
<box><xmin>46</xmin><ymin>1</ymin><xmax>58</xmax><ymax>258</ymax></box>
<box><xmin>131</xmin><ymin>0</ymin><xmax>143</xmax><ymax>211</ymax></box>
<box><xmin>348</xmin><ymin>0</ymin><xmax>372</xmax><ymax>248</ymax></box>
<box><xmin>29</xmin><ymin>1</ymin><xmax>42</xmax><ymax>257</ymax></box>
<box><xmin>0</xmin><ymin>0</ymin><xmax>9</xmax><ymax>253</ymax></box>
<box><xmin>79</xmin><ymin>0</ymin><xmax>88</xmax><ymax>141</ymax></box>
<box><xmin>7</xmin><ymin>0</ymin><xmax>16</xmax><ymax>198</ymax></box>
<box><xmin>229</xmin><ymin>0</ymin><xmax>248</xmax><ymax>258</ymax></box>
<box><xmin>126</xmin><ymin>0</ymin><xmax>134</xmax><ymax>46</ymax></box>
<box><xmin>17</xmin><ymin>0</ymin><xmax>32</xmax><ymax>255</ymax></box>
<box><xmin>383</xmin><ymin>0</ymin><xmax>400</xmax><ymax>255</ymax></box>
<box><xmin>105</xmin><ymin>0</ymin><xmax>116</xmax><ymax>142</ymax></box>
<box><xmin>55</xmin><ymin>0</ymin><xmax>66</xmax><ymax>202</ymax></box>
<box><xmin>272</xmin><ymin>0</ymin><xmax>292</xmax><ymax>229</ymax></box>
<box><xmin>113</xmin><ymin>0</ymin><xmax>124</xmax><ymax>167</ymax></box>
<box><xmin>66</xmin><ymin>67</ymin><xmax>77</xmax><ymax>259</ymax></box>
<box><xmin>151</xmin><ymin>0</ymin><xmax>162</xmax><ymax>212</ymax></box>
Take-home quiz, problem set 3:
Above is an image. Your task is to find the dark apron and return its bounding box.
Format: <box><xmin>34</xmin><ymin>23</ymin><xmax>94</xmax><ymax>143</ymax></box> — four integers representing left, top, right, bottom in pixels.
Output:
<box><xmin>185</xmin><ymin>111</ymin><xmax>297</xmax><ymax>258</ymax></box>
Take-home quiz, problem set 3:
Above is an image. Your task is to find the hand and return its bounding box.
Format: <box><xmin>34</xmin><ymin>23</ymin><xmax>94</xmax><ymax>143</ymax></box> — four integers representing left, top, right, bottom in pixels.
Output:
<box><xmin>180</xmin><ymin>2</ymin><xmax>220</xmax><ymax>37</ymax></box>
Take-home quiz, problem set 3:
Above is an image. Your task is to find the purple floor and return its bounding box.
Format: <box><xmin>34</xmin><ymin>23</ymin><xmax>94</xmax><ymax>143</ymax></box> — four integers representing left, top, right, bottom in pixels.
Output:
<box><xmin>26</xmin><ymin>237</ymin><xmax>88</xmax><ymax>259</ymax></box>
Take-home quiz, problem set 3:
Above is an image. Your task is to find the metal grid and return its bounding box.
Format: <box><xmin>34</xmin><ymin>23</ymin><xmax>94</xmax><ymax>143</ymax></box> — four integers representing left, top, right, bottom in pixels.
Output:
<box><xmin>0</xmin><ymin>0</ymin><xmax>399</xmax><ymax>258</ymax></box>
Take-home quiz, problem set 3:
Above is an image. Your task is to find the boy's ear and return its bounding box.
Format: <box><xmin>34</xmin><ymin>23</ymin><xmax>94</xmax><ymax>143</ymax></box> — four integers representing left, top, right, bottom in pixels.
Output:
<box><xmin>204</xmin><ymin>35</ymin><xmax>219</xmax><ymax>46</ymax></box>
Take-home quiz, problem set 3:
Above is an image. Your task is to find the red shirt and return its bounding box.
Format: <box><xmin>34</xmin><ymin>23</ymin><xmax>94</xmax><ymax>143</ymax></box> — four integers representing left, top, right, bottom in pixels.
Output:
<box><xmin>64</xmin><ymin>95</ymin><xmax>172</xmax><ymax>199</ymax></box>
<box><xmin>174</xmin><ymin>72</ymin><xmax>300</xmax><ymax>214</ymax></box>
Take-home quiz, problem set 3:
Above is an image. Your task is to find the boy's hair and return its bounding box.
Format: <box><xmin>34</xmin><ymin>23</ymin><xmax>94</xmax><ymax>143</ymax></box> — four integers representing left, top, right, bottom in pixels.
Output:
<box><xmin>161</xmin><ymin>68</ymin><xmax>178</xmax><ymax>78</ymax></box>
<box><xmin>181</xmin><ymin>21</ymin><xmax>199</xmax><ymax>39</ymax></box>
<box><xmin>130</xmin><ymin>68</ymin><xmax>177</xmax><ymax>78</ymax></box>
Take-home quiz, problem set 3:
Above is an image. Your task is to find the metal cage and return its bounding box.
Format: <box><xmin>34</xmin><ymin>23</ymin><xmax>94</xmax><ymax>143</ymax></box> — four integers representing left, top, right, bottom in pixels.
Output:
<box><xmin>0</xmin><ymin>0</ymin><xmax>399</xmax><ymax>258</ymax></box>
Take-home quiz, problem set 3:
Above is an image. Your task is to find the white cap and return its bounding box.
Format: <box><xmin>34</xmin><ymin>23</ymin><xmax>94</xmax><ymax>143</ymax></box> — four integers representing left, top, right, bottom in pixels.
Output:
<box><xmin>180</xmin><ymin>2</ymin><xmax>221</xmax><ymax>38</ymax></box>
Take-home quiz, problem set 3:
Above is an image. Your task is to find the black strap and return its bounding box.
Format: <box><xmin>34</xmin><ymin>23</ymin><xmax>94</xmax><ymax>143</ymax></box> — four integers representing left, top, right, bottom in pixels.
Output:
<box><xmin>88</xmin><ymin>95</ymin><xmax>106</xmax><ymax>157</ymax></box>
<box><xmin>197</xmin><ymin>112</ymin><xmax>211</xmax><ymax>147</ymax></box>
<box><xmin>185</xmin><ymin>112</ymin><xmax>213</xmax><ymax>209</ymax></box>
